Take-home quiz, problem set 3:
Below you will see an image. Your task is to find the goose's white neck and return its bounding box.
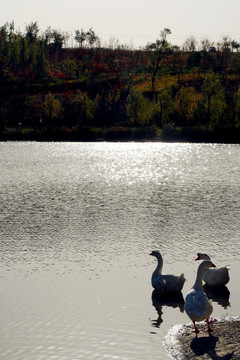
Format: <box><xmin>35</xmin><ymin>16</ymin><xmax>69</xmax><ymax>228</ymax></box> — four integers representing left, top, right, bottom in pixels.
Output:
<box><xmin>153</xmin><ymin>253</ymin><xmax>163</xmax><ymax>276</ymax></box>
<box><xmin>193</xmin><ymin>263</ymin><xmax>206</xmax><ymax>290</ymax></box>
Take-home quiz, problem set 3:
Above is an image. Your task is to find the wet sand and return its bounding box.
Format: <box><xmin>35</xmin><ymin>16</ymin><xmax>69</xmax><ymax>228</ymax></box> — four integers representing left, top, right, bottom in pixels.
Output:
<box><xmin>164</xmin><ymin>316</ymin><xmax>240</xmax><ymax>359</ymax></box>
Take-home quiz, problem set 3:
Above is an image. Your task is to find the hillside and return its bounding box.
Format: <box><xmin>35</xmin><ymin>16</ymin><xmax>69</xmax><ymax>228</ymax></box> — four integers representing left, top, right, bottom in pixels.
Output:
<box><xmin>1</xmin><ymin>23</ymin><xmax>240</xmax><ymax>142</ymax></box>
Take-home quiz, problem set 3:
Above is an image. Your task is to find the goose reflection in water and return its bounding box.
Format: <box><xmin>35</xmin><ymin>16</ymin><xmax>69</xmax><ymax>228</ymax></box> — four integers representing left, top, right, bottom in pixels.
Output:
<box><xmin>151</xmin><ymin>290</ymin><xmax>185</xmax><ymax>328</ymax></box>
<box><xmin>203</xmin><ymin>284</ymin><xmax>230</xmax><ymax>309</ymax></box>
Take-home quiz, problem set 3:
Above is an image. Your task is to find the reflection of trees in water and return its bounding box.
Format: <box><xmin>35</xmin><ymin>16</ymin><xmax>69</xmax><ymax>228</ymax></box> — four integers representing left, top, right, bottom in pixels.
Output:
<box><xmin>203</xmin><ymin>284</ymin><xmax>230</xmax><ymax>309</ymax></box>
<box><xmin>151</xmin><ymin>290</ymin><xmax>185</xmax><ymax>328</ymax></box>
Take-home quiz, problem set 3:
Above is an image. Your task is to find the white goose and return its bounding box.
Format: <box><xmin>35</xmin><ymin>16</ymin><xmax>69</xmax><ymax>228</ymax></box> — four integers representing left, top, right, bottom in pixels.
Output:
<box><xmin>185</xmin><ymin>260</ymin><xmax>216</xmax><ymax>333</ymax></box>
<box><xmin>195</xmin><ymin>253</ymin><xmax>230</xmax><ymax>286</ymax></box>
<box><xmin>149</xmin><ymin>251</ymin><xmax>185</xmax><ymax>294</ymax></box>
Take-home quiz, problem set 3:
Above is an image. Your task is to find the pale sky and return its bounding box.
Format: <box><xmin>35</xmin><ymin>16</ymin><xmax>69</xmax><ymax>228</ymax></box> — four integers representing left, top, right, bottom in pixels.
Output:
<box><xmin>2</xmin><ymin>0</ymin><xmax>240</xmax><ymax>48</ymax></box>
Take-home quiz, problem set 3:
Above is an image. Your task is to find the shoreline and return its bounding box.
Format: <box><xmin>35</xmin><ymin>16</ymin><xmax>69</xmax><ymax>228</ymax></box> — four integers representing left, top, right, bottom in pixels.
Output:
<box><xmin>164</xmin><ymin>316</ymin><xmax>240</xmax><ymax>359</ymax></box>
<box><xmin>1</xmin><ymin>125</ymin><xmax>240</xmax><ymax>144</ymax></box>
<box><xmin>1</xmin><ymin>137</ymin><xmax>240</xmax><ymax>144</ymax></box>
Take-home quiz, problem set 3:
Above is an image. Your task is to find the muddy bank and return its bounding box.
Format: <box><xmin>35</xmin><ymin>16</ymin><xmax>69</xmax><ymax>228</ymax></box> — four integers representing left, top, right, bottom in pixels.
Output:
<box><xmin>164</xmin><ymin>316</ymin><xmax>240</xmax><ymax>360</ymax></box>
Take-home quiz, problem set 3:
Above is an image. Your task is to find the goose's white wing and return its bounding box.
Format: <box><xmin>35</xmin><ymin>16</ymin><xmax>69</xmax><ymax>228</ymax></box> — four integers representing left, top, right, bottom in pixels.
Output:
<box><xmin>152</xmin><ymin>274</ymin><xmax>185</xmax><ymax>293</ymax></box>
<box><xmin>203</xmin><ymin>267</ymin><xmax>230</xmax><ymax>286</ymax></box>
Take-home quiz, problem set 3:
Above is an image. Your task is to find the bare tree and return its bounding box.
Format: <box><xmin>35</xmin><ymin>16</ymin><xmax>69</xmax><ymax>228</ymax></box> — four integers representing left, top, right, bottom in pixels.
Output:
<box><xmin>86</xmin><ymin>28</ymin><xmax>99</xmax><ymax>48</ymax></box>
<box><xmin>149</xmin><ymin>28</ymin><xmax>172</xmax><ymax>98</ymax></box>
<box><xmin>183</xmin><ymin>36</ymin><xmax>198</xmax><ymax>52</ymax></box>
<box><xmin>200</xmin><ymin>38</ymin><xmax>214</xmax><ymax>52</ymax></box>
<box><xmin>75</xmin><ymin>29</ymin><xmax>86</xmax><ymax>47</ymax></box>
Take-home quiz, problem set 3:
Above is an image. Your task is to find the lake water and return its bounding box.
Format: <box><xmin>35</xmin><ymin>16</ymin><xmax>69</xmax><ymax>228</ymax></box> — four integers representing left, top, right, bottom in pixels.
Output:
<box><xmin>0</xmin><ymin>141</ymin><xmax>240</xmax><ymax>360</ymax></box>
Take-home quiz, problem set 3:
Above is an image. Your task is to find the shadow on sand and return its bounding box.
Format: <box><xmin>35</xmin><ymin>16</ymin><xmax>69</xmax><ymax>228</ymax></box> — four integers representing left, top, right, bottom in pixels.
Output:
<box><xmin>191</xmin><ymin>333</ymin><xmax>233</xmax><ymax>360</ymax></box>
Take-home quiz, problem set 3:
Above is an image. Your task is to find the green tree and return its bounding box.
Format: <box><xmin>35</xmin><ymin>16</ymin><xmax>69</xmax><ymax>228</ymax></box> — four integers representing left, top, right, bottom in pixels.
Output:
<box><xmin>62</xmin><ymin>57</ymin><xmax>77</xmax><ymax>77</ymax></box>
<box><xmin>34</xmin><ymin>40</ymin><xmax>48</xmax><ymax>77</ymax></box>
<box><xmin>20</xmin><ymin>36</ymin><xmax>30</xmax><ymax>67</ymax></box>
<box><xmin>201</xmin><ymin>72</ymin><xmax>226</xmax><ymax>128</ymax></box>
<box><xmin>45</xmin><ymin>28</ymin><xmax>69</xmax><ymax>52</ymax></box>
<box><xmin>52</xmin><ymin>30</ymin><xmax>66</xmax><ymax>50</ymax></box>
<box><xmin>44</xmin><ymin>93</ymin><xmax>62</xmax><ymax>124</ymax></box>
<box><xmin>24</xmin><ymin>94</ymin><xmax>43</xmax><ymax>123</ymax></box>
<box><xmin>0</xmin><ymin>22</ymin><xmax>22</xmax><ymax>72</ymax></box>
<box><xmin>234</xmin><ymin>88</ymin><xmax>240</xmax><ymax>127</ymax></box>
<box><xmin>75</xmin><ymin>29</ymin><xmax>86</xmax><ymax>47</ymax></box>
<box><xmin>86</xmin><ymin>28</ymin><xmax>99</xmax><ymax>48</ymax></box>
<box><xmin>25</xmin><ymin>22</ymin><xmax>39</xmax><ymax>44</ymax></box>
<box><xmin>0</xmin><ymin>24</ymin><xmax>8</xmax><ymax>63</ymax></box>
<box><xmin>231</xmin><ymin>40</ymin><xmax>240</xmax><ymax>52</ymax></box>
<box><xmin>174</xmin><ymin>86</ymin><xmax>202</xmax><ymax>124</ymax></box>
<box><xmin>156</xmin><ymin>87</ymin><xmax>174</xmax><ymax>127</ymax></box>
<box><xmin>127</xmin><ymin>89</ymin><xmax>155</xmax><ymax>126</ymax></box>
<box><xmin>72</xmin><ymin>90</ymin><xmax>99</xmax><ymax>128</ymax></box>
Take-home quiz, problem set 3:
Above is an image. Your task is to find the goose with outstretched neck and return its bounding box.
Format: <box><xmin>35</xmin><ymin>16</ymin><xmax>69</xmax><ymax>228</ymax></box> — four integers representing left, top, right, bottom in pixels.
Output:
<box><xmin>195</xmin><ymin>253</ymin><xmax>230</xmax><ymax>287</ymax></box>
<box><xmin>149</xmin><ymin>251</ymin><xmax>185</xmax><ymax>294</ymax></box>
<box><xmin>185</xmin><ymin>260</ymin><xmax>216</xmax><ymax>333</ymax></box>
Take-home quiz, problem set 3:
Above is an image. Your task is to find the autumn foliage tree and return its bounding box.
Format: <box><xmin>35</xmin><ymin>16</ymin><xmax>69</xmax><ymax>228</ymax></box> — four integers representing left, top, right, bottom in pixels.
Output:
<box><xmin>127</xmin><ymin>89</ymin><xmax>155</xmax><ymax>126</ymax></box>
<box><xmin>174</xmin><ymin>86</ymin><xmax>202</xmax><ymax>124</ymax></box>
<box><xmin>44</xmin><ymin>93</ymin><xmax>62</xmax><ymax>125</ymax></box>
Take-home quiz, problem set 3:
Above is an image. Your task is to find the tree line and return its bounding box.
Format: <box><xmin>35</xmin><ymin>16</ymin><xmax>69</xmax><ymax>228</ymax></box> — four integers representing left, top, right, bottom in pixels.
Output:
<box><xmin>1</xmin><ymin>22</ymin><xmax>240</xmax><ymax>142</ymax></box>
